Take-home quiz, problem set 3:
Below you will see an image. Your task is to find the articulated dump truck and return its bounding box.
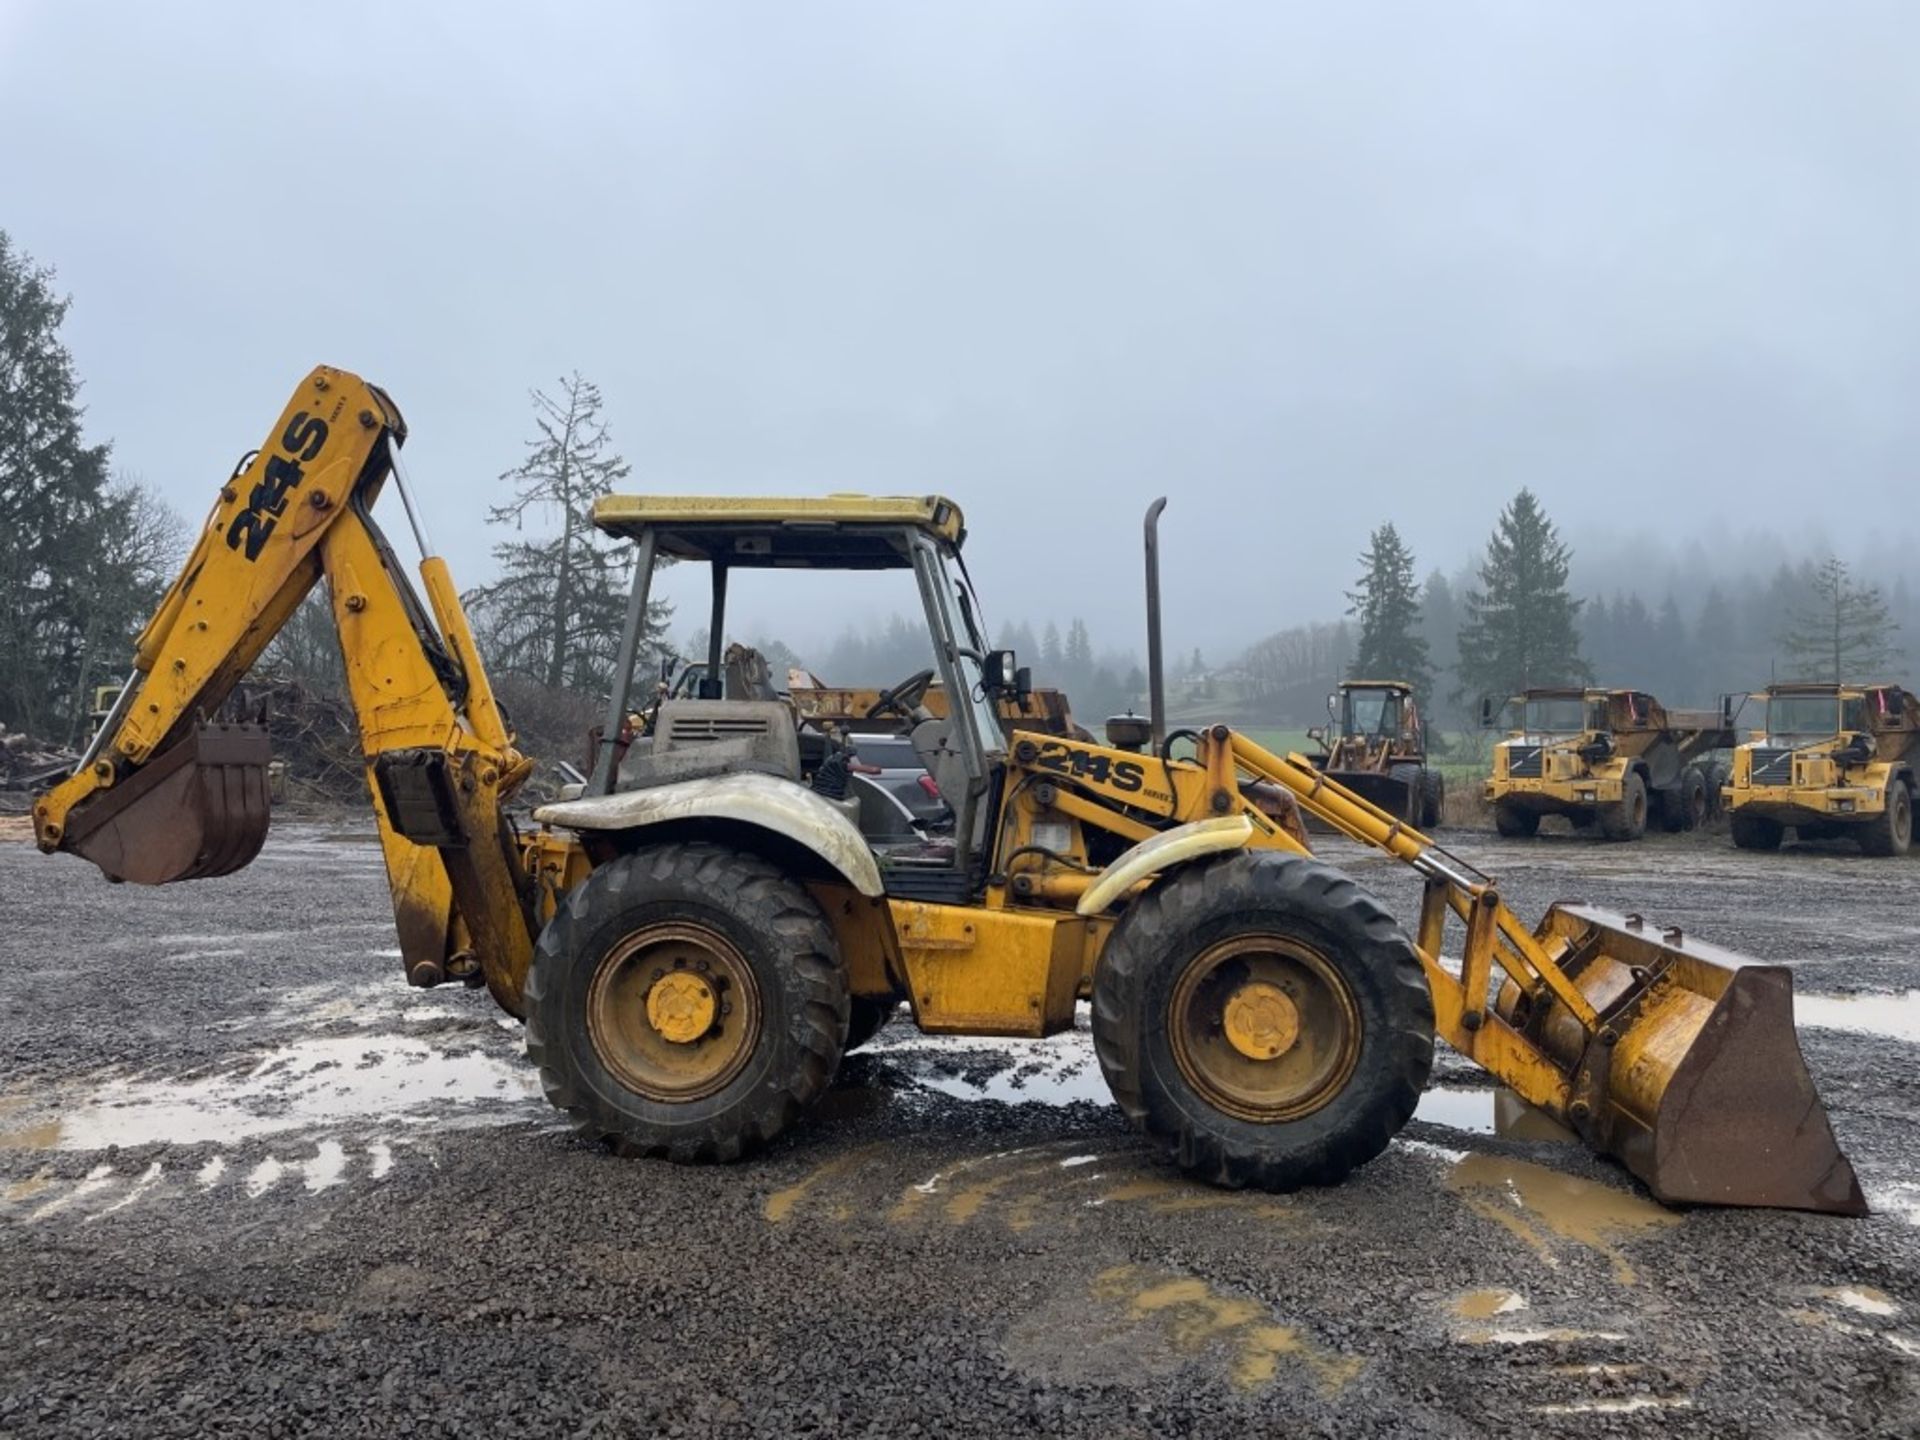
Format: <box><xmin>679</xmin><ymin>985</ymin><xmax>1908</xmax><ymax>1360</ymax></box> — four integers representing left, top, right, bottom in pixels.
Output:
<box><xmin>1483</xmin><ymin>689</ymin><xmax>1732</xmax><ymax>841</ymax></box>
<box><xmin>1724</xmin><ymin>682</ymin><xmax>1920</xmax><ymax>857</ymax></box>
<box><xmin>34</xmin><ymin>367</ymin><xmax>1864</xmax><ymax>1213</ymax></box>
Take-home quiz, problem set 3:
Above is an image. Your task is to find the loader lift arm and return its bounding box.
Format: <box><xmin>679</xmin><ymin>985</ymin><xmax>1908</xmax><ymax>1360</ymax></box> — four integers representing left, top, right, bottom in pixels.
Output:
<box><xmin>34</xmin><ymin>367</ymin><xmax>541</xmax><ymax>1015</ymax></box>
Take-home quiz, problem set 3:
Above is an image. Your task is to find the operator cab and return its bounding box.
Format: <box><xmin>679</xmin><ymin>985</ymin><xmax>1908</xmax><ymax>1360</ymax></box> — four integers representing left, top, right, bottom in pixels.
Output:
<box><xmin>589</xmin><ymin>495</ymin><xmax>1021</xmax><ymax>889</ymax></box>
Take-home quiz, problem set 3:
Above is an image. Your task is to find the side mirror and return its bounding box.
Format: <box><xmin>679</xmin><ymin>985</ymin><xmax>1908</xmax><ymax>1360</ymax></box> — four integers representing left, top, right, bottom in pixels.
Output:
<box><xmin>1719</xmin><ymin>693</ymin><xmax>1736</xmax><ymax>729</ymax></box>
<box><xmin>1013</xmin><ymin>665</ymin><xmax>1033</xmax><ymax>702</ymax></box>
<box><xmin>1478</xmin><ymin>697</ymin><xmax>1496</xmax><ymax>729</ymax></box>
<box><xmin>1306</xmin><ymin>726</ymin><xmax>1326</xmax><ymax>746</ymax></box>
<box><xmin>1326</xmin><ymin>692</ymin><xmax>1339</xmax><ymax>718</ymax></box>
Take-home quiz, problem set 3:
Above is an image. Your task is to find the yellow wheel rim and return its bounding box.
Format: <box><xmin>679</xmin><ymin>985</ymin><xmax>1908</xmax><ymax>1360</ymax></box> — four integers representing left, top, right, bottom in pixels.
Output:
<box><xmin>1168</xmin><ymin>935</ymin><xmax>1362</xmax><ymax>1123</ymax></box>
<box><xmin>586</xmin><ymin>921</ymin><xmax>760</xmax><ymax>1101</ymax></box>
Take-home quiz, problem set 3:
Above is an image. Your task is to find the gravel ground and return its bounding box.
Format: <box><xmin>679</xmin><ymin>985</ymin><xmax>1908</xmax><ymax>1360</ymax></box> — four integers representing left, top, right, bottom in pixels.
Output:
<box><xmin>2</xmin><ymin>821</ymin><xmax>1918</xmax><ymax>1438</ymax></box>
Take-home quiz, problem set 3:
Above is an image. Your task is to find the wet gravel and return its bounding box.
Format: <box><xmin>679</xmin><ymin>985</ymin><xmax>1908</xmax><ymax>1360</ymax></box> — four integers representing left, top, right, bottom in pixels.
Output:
<box><xmin>3</xmin><ymin>821</ymin><xmax>1919</xmax><ymax>1437</ymax></box>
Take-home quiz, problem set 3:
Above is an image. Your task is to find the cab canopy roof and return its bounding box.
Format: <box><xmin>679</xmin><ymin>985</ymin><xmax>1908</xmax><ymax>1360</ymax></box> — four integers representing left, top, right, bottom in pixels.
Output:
<box><xmin>1766</xmin><ymin>681</ymin><xmax>1888</xmax><ymax>695</ymax></box>
<box><xmin>1343</xmin><ymin>679</ymin><xmax>1414</xmax><ymax>693</ymax></box>
<box><xmin>591</xmin><ymin>494</ymin><xmax>965</xmax><ymax>569</ymax></box>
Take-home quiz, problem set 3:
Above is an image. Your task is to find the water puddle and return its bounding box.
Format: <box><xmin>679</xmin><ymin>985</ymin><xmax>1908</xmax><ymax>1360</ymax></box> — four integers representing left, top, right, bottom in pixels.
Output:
<box><xmin>1823</xmin><ymin>1286</ymin><xmax>1899</xmax><ymax>1318</ymax></box>
<box><xmin>1414</xmin><ymin>1087</ymin><xmax>1578</xmax><ymax>1143</ymax></box>
<box><xmin>1443</xmin><ymin>1152</ymin><xmax>1679</xmax><ymax>1285</ymax></box>
<box><xmin>1452</xmin><ymin>1288</ymin><xmax>1528</xmax><ymax>1320</ymax></box>
<box><xmin>1796</xmin><ymin>990</ymin><xmax>1920</xmax><ymax>1043</ymax></box>
<box><xmin>1093</xmin><ymin>1265</ymin><xmax>1364</xmax><ymax>1394</ymax></box>
<box><xmin>0</xmin><ymin>1034</ymin><xmax>543</xmax><ymax>1151</ymax></box>
<box><xmin>871</xmin><ymin>1027</ymin><xmax>1109</xmax><ymax>1107</ymax></box>
<box><xmin>1534</xmin><ymin>1397</ymin><xmax>1691</xmax><ymax>1415</ymax></box>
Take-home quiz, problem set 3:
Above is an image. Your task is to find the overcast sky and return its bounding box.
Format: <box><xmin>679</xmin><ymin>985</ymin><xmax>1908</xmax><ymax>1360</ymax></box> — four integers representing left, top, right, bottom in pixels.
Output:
<box><xmin>4</xmin><ymin>2</ymin><xmax>1916</xmax><ymax>662</ymax></box>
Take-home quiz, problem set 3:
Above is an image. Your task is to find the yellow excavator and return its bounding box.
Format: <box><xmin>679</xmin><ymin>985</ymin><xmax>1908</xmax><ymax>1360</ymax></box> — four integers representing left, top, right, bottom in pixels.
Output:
<box><xmin>35</xmin><ymin>367</ymin><xmax>1863</xmax><ymax>1213</ymax></box>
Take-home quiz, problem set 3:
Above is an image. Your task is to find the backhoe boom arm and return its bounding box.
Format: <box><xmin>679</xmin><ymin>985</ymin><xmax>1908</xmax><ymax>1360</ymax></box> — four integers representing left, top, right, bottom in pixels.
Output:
<box><xmin>35</xmin><ymin>367</ymin><xmax>540</xmax><ymax>1014</ymax></box>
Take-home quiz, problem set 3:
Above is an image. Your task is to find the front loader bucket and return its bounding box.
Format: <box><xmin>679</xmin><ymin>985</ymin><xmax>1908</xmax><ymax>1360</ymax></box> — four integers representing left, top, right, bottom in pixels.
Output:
<box><xmin>59</xmin><ymin>722</ymin><xmax>273</xmax><ymax>885</ymax></box>
<box><xmin>1498</xmin><ymin>904</ymin><xmax>1865</xmax><ymax>1216</ymax></box>
<box><xmin>1314</xmin><ymin>770</ymin><xmax>1416</xmax><ymax>825</ymax></box>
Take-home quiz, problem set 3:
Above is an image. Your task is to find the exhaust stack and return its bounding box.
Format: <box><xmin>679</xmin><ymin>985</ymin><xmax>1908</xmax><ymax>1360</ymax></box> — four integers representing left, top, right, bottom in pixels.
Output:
<box><xmin>1144</xmin><ymin>497</ymin><xmax>1167</xmax><ymax>751</ymax></box>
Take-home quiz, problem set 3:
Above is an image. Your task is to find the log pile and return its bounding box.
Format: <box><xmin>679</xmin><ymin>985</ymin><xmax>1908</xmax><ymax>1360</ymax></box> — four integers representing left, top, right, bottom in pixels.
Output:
<box><xmin>0</xmin><ymin>723</ymin><xmax>78</xmax><ymax>801</ymax></box>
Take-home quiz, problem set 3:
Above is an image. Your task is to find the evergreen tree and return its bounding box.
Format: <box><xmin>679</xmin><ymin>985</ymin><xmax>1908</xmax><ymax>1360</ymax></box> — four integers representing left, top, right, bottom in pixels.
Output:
<box><xmin>1040</xmin><ymin>621</ymin><xmax>1062</xmax><ymax>671</ymax></box>
<box><xmin>0</xmin><ymin>230</ymin><xmax>115</xmax><ymax>734</ymax></box>
<box><xmin>1652</xmin><ymin>593</ymin><xmax>1689</xmax><ymax>701</ymax></box>
<box><xmin>1064</xmin><ymin>618</ymin><xmax>1093</xmax><ymax>675</ymax></box>
<box><xmin>1776</xmin><ymin>556</ymin><xmax>1898</xmax><ymax>683</ymax></box>
<box><xmin>1345</xmin><ymin>522</ymin><xmax>1432</xmax><ymax>696</ymax></box>
<box><xmin>1693</xmin><ymin>586</ymin><xmax>1740</xmax><ymax>701</ymax></box>
<box><xmin>466</xmin><ymin>375</ymin><xmax>667</xmax><ymax>693</ymax></box>
<box><xmin>1455</xmin><ymin>489</ymin><xmax>1588</xmax><ymax>702</ymax></box>
<box><xmin>1418</xmin><ymin>570</ymin><xmax>1460</xmax><ymax>721</ymax></box>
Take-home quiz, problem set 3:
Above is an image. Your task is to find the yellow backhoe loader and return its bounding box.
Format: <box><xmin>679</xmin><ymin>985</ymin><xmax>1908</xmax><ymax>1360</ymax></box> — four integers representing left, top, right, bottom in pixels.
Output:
<box><xmin>34</xmin><ymin>367</ymin><xmax>1864</xmax><ymax>1213</ymax></box>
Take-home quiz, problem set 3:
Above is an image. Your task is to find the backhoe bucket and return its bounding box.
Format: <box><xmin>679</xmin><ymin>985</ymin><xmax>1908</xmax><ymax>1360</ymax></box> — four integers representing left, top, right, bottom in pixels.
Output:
<box><xmin>1498</xmin><ymin>904</ymin><xmax>1865</xmax><ymax>1216</ymax></box>
<box><xmin>60</xmin><ymin>722</ymin><xmax>273</xmax><ymax>885</ymax></box>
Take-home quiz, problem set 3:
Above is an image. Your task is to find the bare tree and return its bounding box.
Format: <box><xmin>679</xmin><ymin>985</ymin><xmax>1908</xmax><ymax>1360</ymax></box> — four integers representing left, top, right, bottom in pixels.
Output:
<box><xmin>465</xmin><ymin>375</ymin><xmax>667</xmax><ymax>695</ymax></box>
<box><xmin>1776</xmin><ymin>556</ymin><xmax>1897</xmax><ymax>683</ymax></box>
<box><xmin>67</xmin><ymin>475</ymin><xmax>187</xmax><ymax>741</ymax></box>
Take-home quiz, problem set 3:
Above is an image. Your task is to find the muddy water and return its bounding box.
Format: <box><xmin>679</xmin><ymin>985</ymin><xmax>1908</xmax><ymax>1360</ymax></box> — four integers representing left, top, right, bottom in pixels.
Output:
<box><xmin>1443</xmin><ymin>1151</ymin><xmax>1679</xmax><ymax>1284</ymax></box>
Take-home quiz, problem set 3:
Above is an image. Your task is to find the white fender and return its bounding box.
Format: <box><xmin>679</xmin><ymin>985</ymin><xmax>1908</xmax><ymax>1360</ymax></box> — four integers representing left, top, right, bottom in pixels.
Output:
<box><xmin>534</xmin><ymin>771</ymin><xmax>885</xmax><ymax>898</ymax></box>
<box><xmin>1074</xmin><ymin>814</ymin><xmax>1255</xmax><ymax>917</ymax></box>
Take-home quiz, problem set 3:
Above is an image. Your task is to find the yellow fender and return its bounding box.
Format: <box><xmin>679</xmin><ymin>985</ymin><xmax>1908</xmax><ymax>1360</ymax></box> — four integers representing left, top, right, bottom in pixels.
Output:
<box><xmin>534</xmin><ymin>771</ymin><xmax>885</xmax><ymax>898</ymax></box>
<box><xmin>1075</xmin><ymin>814</ymin><xmax>1255</xmax><ymax>917</ymax></box>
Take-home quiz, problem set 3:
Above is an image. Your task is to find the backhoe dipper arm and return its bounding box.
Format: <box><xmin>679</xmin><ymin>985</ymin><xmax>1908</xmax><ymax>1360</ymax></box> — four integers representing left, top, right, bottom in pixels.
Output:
<box><xmin>35</xmin><ymin>366</ymin><xmax>541</xmax><ymax>1016</ymax></box>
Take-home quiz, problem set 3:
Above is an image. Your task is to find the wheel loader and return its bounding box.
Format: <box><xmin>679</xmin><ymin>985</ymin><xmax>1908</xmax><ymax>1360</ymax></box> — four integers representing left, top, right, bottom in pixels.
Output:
<box><xmin>33</xmin><ymin>366</ymin><xmax>1864</xmax><ymax>1213</ymax></box>
<box><xmin>1307</xmin><ymin>679</ymin><xmax>1443</xmax><ymax>827</ymax></box>
<box><xmin>1481</xmin><ymin>688</ymin><xmax>1732</xmax><ymax>841</ymax></box>
<box><xmin>1722</xmin><ymin>682</ymin><xmax>1919</xmax><ymax>856</ymax></box>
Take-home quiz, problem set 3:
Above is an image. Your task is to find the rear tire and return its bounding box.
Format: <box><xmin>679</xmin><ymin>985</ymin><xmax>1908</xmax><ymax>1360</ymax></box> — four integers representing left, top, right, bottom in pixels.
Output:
<box><xmin>1091</xmin><ymin>852</ymin><xmax>1434</xmax><ymax>1191</ymax></box>
<box><xmin>1599</xmin><ymin>771</ymin><xmax>1649</xmax><ymax>841</ymax></box>
<box><xmin>1658</xmin><ymin>769</ymin><xmax>1708</xmax><ymax>833</ymax></box>
<box><xmin>1493</xmin><ymin>800</ymin><xmax>1539</xmax><ymax>838</ymax></box>
<box><xmin>525</xmin><ymin>842</ymin><xmax>848</xmax><ymax>1163</ymax></box>
<box><xmin>1859</xmin><ymin>783</ymin><xmax>1913</xmax><ymax>857</ymax></box>
<box><xmin>1730</xmin><ymin>810</ymin><xmax>1784</xmax><ymax>851</ymax></box>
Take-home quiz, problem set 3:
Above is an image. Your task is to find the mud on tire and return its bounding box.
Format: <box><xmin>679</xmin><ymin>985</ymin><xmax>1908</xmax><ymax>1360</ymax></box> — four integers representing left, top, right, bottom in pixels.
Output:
<box><xmin>1730</xmin><ymin>810</ymin><xmax>1784</xmax><ymax>851</ymax></box>
<box><xmin>1090</xmin><ymin>851</ymin><xmax>1434</xmax><ymax>1191</ymax></box>
<box><xmin>1493</xmin><ymin>800</ymin><xmax>1539</xmax><ymax>838</ymax></box>
<box><xmin>1859</xmin><ymin>781</ymin><xmax>1914</xmax><ymax>858</ymax></box>
<box><xmin>525</xmin><ymin>842</ymin><xmax>849</xmax><ymax>1163</ymax></box>
<box><xmin>1599</xmin><ymin>770</ymin><xmax>1649</xmax><ymax>841</ymax></box>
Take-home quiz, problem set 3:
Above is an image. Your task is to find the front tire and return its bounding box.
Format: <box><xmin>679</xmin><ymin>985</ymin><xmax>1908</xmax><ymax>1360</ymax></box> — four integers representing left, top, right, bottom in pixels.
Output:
<box><xmin>1091</xmin><ymin>852</ymin><xmax>1434</xmax><ymax>1192</ymax></box>
<box><xmin>1419</xmin><ymin>770</ymin><xmax>1446</xmax><ymax>829</ymax></box>
<box><xmin>1493</xmin><ymin>800</ymin><xmax>1539</xmax><ymax>838</ymax></box>
<box><xmin>1730</xmin><ymin>810</ymin><xmax>1784</xmax><ymax>851</ymax></box>
<box><xmin>525</xmin><ymin>842</ymin><xmax>849</xmax><ymax>1163</ymax></box>
<box><xmin>1859</xmin><ymin>783</ymin><xmax>1914</xmax><ymax>857</ymax></box>
<box><xmin>1599</xmin><ymin>771</ymin><xmax>1649</xmax><ymax>841</ymax></box>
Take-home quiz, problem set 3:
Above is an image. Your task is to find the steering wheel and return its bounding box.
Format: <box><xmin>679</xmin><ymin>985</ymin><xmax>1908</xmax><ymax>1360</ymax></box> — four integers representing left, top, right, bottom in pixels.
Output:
<box><xmin>864</xmin><ymin>667</ymin><xmax>937</xmax><ymax>722</ymax></box>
